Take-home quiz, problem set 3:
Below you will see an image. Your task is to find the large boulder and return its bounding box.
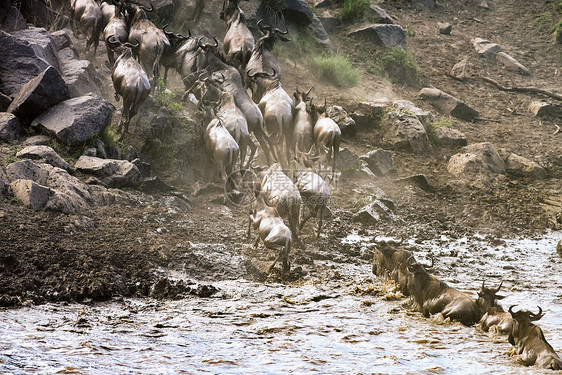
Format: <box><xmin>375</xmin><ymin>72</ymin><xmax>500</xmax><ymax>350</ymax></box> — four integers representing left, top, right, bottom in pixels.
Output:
<box><xmin>447</xmin><ymin>142</ymin><xmax>506</xmax><ymax>177</ymax></box>
<box><xmin>393</xmin><ymin>99</ymin><xmax>434</xmax><ymax>126</ymax></box>
<box><xmin>7</xmin><ymin>66</ymin><xmax>69</xmax><ymax>123</ymax></box>
<box><xmin>31</xmin><ymin>95</ymin><xmax>115</xmax><ymax>146</ymax></box>
<box><xmin>61</xmin><ymin>59</ymin><xmax>103</xmax><ymax>98</ymax></box>
<box><xmin>0</xmin><ymin>92</ymin><xmax>12</xmax><ymax>111</ymax></box>
<box><xmin>347</xmin><ymin>24</ymin><xmax>406</xmax><ymax>49</ymax></box>
<box><xmin>364</xmin><ymin>5</ymin><xmax>394</xmax><ymax>24</ymax></box>
<box><xmin>6</xmin><ymin>160</ymin><xmax>92</xmax><ymax>213</ymax></box>
<box><xmin>0</xmin><ymin>0</ymin><xmax>27</xmax><ymax>31</ymax></box>
<box><xmin>0</xmin><ymin>112</ymin><xmax>23</xmax><ymax>141</ymax></box>
<box><xmin>434</xmin><ymin>127</ymin><xmax>467</xmax><ymax>147</ymax></box>
<box><xmin>283</xmin><ymin>0</ymin><xmax>331</xmax><ymax>47</ymax></box>
<box><xmin>16</xmin><ymin>145</ymin><xmax>73</xmax><ymax>172</ymax></box>
<box><xmin>0</xmin><ymin>27</ymin><xmax>60</xmax><ymax>97</ymax></box>
<box><xmin>350</xmin><ymin>101</ymin><xmax>388</xmax><ymax>129</ymax></box>
<box><xmin>383</xmin><ymin>111</ymin><xmax>433</xmax><ymax>154</ymax></box>
<box><xmin>326</xmin><ymin>105</ymin><xmax>356</xmax><ymax>136</ymax></box>
<box><xmin>361</xmin><ymin>149</ymin><xmax>395</xmax><ymax>176</ymax></box>
<box><xmin>75</xmin><ymin>156</ymin><xmax>143</xmax><ymax>188</ymax></box>
<box><xmin>11</xmin><ymin>26</ymin><xmax>61</xmax><ymax>71</ymax></box>
<box><xmin>500</xmin><ymin>151</ymin><xmax>546</xmax><ymax>179</ymax></box>
<box><xmin>10</xmin><ymin>179</ymin><xmax>53</xmax><ymax>210</ymax></box>
<box><xmin>418</xmin><ymin>88</ymin><xmax>479</xmax><ymax>121</ymax></box>
<box><xmin>336</xmin><ymin>147</ymin><xmax>360</xmax><ymax>172</ymax></box>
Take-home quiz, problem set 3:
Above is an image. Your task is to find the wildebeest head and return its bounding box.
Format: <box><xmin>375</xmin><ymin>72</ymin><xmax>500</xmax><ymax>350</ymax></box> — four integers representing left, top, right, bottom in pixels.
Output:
<box><xmin>477</xmin><ymin>280</ymin><xmax>505</xmax><ymax>312</ymax></box>
<box><xmin>508</xmin><ymin>305</ymin><xmax>545</xmax><ymax>345</ymax></box>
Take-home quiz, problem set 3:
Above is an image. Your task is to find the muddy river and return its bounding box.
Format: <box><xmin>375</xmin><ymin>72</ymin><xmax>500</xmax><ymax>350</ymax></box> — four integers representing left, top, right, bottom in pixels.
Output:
<box><xmin>1</xmin><ymin>232</ymin><xmax>561</xmax><ymax>374</ymax></box>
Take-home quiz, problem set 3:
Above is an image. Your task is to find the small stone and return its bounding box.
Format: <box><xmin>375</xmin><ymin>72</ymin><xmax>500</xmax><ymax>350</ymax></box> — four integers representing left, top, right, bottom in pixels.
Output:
<box><xmin>438</xmin><ymin>22</ymin><xmax>452</xmax><ymax>35</ymax></box>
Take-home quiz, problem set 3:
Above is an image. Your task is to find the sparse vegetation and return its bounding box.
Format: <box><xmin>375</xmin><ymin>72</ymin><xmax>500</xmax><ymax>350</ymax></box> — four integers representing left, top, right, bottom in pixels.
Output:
<box><xmin>308</xmin><ymin>54</ymin><xmax>360</xmax><ymax>88</ymax></box>
<box><xmin>333</xmin><ymin>0</ymin><xmax>372</xmax><ymax>21</ymax></box>
<box><xmin>369</xmin><ymin>47</ymin><xmax>420</xmax><ymax>85</ymax></box>
<box><xmin>425</xmin><ymin>117</ymin><xmax>454</xmax><ymax>146</ymax></box>
<box><xmin>154</xmin><ymin>81</ymin><xmax>184</xmax><ymax>117</ymax></box>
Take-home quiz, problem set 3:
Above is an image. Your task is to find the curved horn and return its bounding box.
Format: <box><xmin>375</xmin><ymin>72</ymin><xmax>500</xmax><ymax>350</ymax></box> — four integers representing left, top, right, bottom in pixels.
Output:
<box><xmin>273</xmin><ymin>25</ymin><xmax>289</xmax><ymax>35</ymax></box>
<box><xmin>106</xmin><ymin>35</ymin><xmax>120</xmax><ymax>48</ymax></box>
<box><xmin>214</xmin><ymin>72</ymin><xmax>226</xmax><ymax>84</ymax></box>
<box><xmin>162</xmin><ymin>24</ymin><xmax>174</xmax><ymax>37</ymax></box>
<box><xmin>493</xmin><ymin>281</ymin><xmax>503</xmax><ymax>294</ymax></box>
<box><xmin>197</xmin><ymin>36</ymin><xmax>205</xmax><ymax>48</ymax></box>
<box><xmin>530</xmin><ymin>306</ymin><xmax>543</xmax><ymax>319</ymax></box>
<box><xmin>508</xmin><ymin>305</ymin><xmax>518</xmax><ymax>315</ymax></box>
<box><xmin>305</xmin><ymin>86</ymin><xmax>313</xmax><ymax>96</ymax></box>
<box><xmin>481</xmin><ymin>280</ymin><xmax>485</xmax><ymax>290</ymax></box>
<box><xmin>139</xmin><ymin>2</ymin><xmax>154</xmax><ymax>12</ymax></box>
<box><xmin>406</xmin><ymin>255</ymin><xmax>416</xmax><ymax>267</ymax></box>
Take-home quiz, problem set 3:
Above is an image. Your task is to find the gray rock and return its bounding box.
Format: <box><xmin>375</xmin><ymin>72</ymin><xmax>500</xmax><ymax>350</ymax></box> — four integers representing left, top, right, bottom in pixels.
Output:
<box><xmin>0</xmin><ymin>112</ymin><xmax>23</xmax><ymax>141</ymax></box>
<box><xmin>434</xmin><ymin>126</ymin><xmax>467</xmax><ymax>147</ymax></box>
<box><xmin>504</xmin><ymin>152</ymin><xmax>546</xmax><ymax>179</ymax></box>
<box><xmin>317</xmin><ymin>11</ymin><xmax>340</xmax><ymax>33</ymax></box>
<box><xmin>355</xmin><ymin>199</ymin><xmax>398</xmax><ymax>224</ymax></box>
<box><xmin>0</xmin><ymin>92</ymin><xmax>12</xmax><ymax>111</ymax></box>
<box><xmin>473</xmin><ymin>38</ymin><xmax>502</xmax><ymax>57</ymax></box>
<box><xmin>450</xmin><ymin>59</ymin><xmax>469</xmax><ymax>80</ymax></box>
<box><xmin>282</xmin><ymin>0</ymin><xmax>332</xmax><ymax>47</ymax></box>
<box><xmin>384</xmin><ymin>111</ymin><xmax>433</xmax><ymax>154</ymax></box>
<box><xmin>0</xmin><ymin>166</ymin><xmax>8</xmax><ymax>194</ymax></box>
<box><xmin>7</xmin><ymin>66</ymin><xmax>69</xmax><ymax>123</ymax></box>
<box><xmin>31</xmin><ymin>95</ymin><xmax>115</xmax><ymax>146</ymax></box>
<box><xmin>529</xmin><ymin>101</ymin><xmax>561</xmax><ymax>117</ymax></box>
<box><xmin>365</xmin><ymin>5</ymin><xmax>394</xmax><ymax>24</ymax></box>
<box><xmin>496</xmin><ymin>51</ymin><xmax>529</xmax><ymax>75</ymax></box>
<box><xmin>75</xmin><ymin>155</ymin><xmax>143</xmax><ymax>188</ymax></box>
<box><xmin>0</xmin><ymin>0</ymin><xmax>27</xmax><ymax>31</ymax></box>
<box><xmin>23</xmin><ymin>135</ymin><xmax>50</xmax><ymax>146</ymax></box>
<box><xmin>418</xmin><ymin>87</ymin><xmax>479</xmax><ymax>121</ymax></box>
<box><xmin>10</xmin><ymin>179</ymin><xmax>52</xmax><ymax>210</ymax></box>
<box><xmin>16</xmin><ymin>145</ymin><xmax>73</xmax><ymax>172</ymax></box>
<box><xmin>448</xmin><ymin>142</ymin><xmax>505</xmax><ymax>177</ymax></box>
<box><xmin>11</xmin><ymin>26</ymin><xmax>61</xmax><ymax>72</ymax></box>
<box><xmin>351</xmin><ymin>101</ymin><xmax>388</xmax><ymax>129</ymax></box>
<box><xmin>0</xmin><ymin>30</ymin><xmax>53</xmax><ymax>96</ymax></box>
<box><xmin>361</xmin><ymin>149</ymin><xmax>395</xmax><ymax>176</ymax></box>
<box><xmin>326</xmin><ymin>105</ymin><xmax>356</xmax><ymax>136</ymax></box>
<box><xmin>438</xmin><ymin>22</ymin><xmax>452</xmax><ymax>35</ymax></box>
<box><xmin>336</xmin><ymin>147</ymin><xmax>360</xmax><ymax>172</ymax></box>
<box><xmin>7</xmin><ymin>160</ymin><xmax>92</xmax><ymax>213</ymax></box>
<box><xmin>57</xmin><ymin>47</ymin><xmax>79</xmax><ymax>63</ymax></box>
<box><xmin>5</xmin><ymin>159</ymin><xmax>49</xmax><ymax>185</ymax></box>
<box><xmin>62</xmin><ymin>59</ymin><xmax>103</xmax><ymax>98</ymax></box>
<box><xmin>348</xmin><ymin>24</ymin><xmax>406</xmax><ymax>49</ymax></box>
<box><xmin>50</xmin><ymin>29</ymin><xmax>75</xmax><ymax>52</ymax></box>
<box><xmin>392</xmin><ymin>99</ymin><xmax>434</xmax><ymax>125</ymax></box>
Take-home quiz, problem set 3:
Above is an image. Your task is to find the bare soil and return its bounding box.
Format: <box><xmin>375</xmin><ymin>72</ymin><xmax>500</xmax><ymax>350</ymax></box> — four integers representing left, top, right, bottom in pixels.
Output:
<box><xmin>0</xmin><ymin>0</ymin><xmax>561</xmax><ymax>307</ymax></box>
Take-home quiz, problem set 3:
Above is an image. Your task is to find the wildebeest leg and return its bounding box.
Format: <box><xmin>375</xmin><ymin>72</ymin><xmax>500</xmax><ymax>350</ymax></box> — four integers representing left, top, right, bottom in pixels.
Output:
<box><xmin>244</xmin><ymin>137</ymin><xmax>257</xmax><ymax>170</ymax></box>
<box><xmin>267</xmin><ymin>244</ymin><xmax>284</xmax><ymax>274</ymax></box>
<box><xmin>253</xmin><ymin>128</ymin><xmax>273</xmax><ymax>165</ymax></box>
<box><xmin>316</xmin><ymin>205</ymin><xmax>324</xmax><ymax>238</ymax></box>
<box><xmin>299</xmin><ymin>206</ymin><xmax>312</xmax><ymax>230</ymax></box>
<box><xmin>282</xmin><ymin>237</ymin><xmax>291</xmax><ymax>272</ymax></box>
<box><xmin>253</xmin><ymin>234</ymin><xmax>260</xmax><ymax>248</ymax></box>
<box><xmin>289</xmin><ymin>213</ymin><xmax>305</xmax><ymax>249</ymax></box>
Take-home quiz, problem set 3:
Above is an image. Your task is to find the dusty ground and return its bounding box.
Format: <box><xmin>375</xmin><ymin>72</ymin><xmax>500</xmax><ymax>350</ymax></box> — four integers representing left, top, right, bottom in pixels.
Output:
<box><xmin>0</xmin><ymin>0</ymin><xmax>561</xmax><ymax>307</ymax></box>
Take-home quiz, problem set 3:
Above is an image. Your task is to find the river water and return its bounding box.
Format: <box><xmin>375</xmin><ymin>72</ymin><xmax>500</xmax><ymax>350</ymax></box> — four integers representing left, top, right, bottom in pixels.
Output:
<box><xmin>1</xmin><ymin>232</ymin><xmax>561</xmax><ymax>374</ymax></box>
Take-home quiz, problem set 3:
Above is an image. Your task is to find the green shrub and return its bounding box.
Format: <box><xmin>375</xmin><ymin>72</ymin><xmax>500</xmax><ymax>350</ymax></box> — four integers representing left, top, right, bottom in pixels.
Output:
<box><xmin>369</xmin><ymin>47</ymin><xmax>420</xmax><ymax>85</ymax></box>
<box><xmin>308</xmin><ymin>54</ymin><xmax>359</xmax><ymax>87</ymax></box>
<box><xmin>341</xmin><ymin>0</ymin><xmax>372</xmax><ymax>21</ymax></box>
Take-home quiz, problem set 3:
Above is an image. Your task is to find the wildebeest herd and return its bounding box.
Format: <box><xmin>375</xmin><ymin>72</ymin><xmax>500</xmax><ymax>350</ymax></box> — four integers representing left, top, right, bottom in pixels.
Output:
<box><xmin>69</xmin><ymin>0</ymin><xmax>339</xmax><ymax>274</ymax></box>
<box><xmin>68</xmin><ymin>0</ymin><xmax>560</xmax><ymax>370</ymax></box>
<box><xmin>373</xmin><ymin>240</ymin><xmax>562</xmax><ymax>370</ymax></box>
